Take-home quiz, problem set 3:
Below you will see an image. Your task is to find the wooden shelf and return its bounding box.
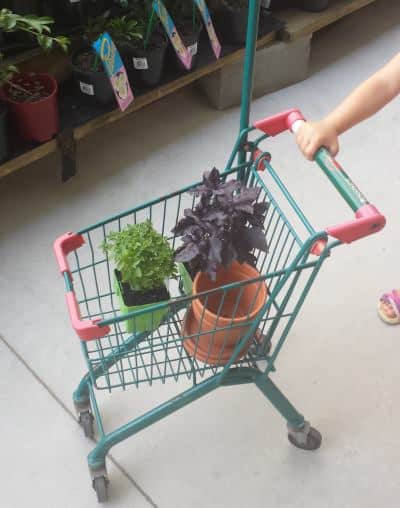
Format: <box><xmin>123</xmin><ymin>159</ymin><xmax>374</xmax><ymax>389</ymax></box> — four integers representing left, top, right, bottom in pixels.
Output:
<box><xmin>277</xmin><ymin>0</ymin><xmax>378</xmax><ymax>41</ymax></box>
<box><xmin>0</xmin><ymin>0</ymin><xmax>380</xmax><ymax>180</ymax></box>
<box><xmin>0</xmin><ymin>31</ymin><xmax>276</xmax><ymax>178</ymax></box>
<box><xmin>0</xmin><ymin>140</ymin><xmax>58</xmax><ymax>179</ymax></box>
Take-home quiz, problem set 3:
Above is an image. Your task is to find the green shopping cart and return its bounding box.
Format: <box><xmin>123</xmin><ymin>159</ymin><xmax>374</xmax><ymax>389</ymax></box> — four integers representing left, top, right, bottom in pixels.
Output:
<box><xmin>54</xmin><ymin>0</ymin><xmax>386</xmax><ymax>502</ymax></box>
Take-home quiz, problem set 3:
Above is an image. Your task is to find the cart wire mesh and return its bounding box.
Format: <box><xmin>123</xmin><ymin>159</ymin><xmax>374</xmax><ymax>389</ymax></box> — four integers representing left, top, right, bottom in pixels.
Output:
<box><xmin>68</xmin><ymin>153</ymin><xmax>327</xmax><ymax>392</ymax></box>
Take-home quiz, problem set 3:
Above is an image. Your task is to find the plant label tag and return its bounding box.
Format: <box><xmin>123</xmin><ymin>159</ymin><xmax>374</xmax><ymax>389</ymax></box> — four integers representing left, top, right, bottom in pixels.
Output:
<box><xmin>93</xmin><ymin>32</ymin><xmax>134</xmax><ymax>112</ymax></box>
<box><xmin>152</xmin><ymin>0</ymin><xmax>192</xmax><ymax>70</ymax></box>
<box><xmin>194</xmin><ymin>0</ymin><xmax>221</xmax><ymax>59</ymax></box>
<box><xmin>188</xmin><ymin>42</ymin><xmax>198</xmax><ymax>56</ymax></box>
<box><xmin>133</xmin><ymin>57</ymin><xmax>149</xmax><ymax>70</ymax></box>
<box><xmin>79</xmin><ymin>82</ymin><xmax>94</xmax><ymax>96</ymax></box>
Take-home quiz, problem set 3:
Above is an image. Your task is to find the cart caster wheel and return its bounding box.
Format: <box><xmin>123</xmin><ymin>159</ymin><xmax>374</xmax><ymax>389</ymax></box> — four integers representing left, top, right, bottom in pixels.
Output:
<box><xmin>93</xmin><ymin>476</ymin><xmax>108</xmax><ymax>503</ymax></box>
<box><xmin>288</xmin><ymin>422</ymin><xmax>322</xmax><ymax>451</ymax></box>
<box><xmin>79</xmin><ymin>410</ymin><xmax>95</xmax><ymax>439</ymax></box>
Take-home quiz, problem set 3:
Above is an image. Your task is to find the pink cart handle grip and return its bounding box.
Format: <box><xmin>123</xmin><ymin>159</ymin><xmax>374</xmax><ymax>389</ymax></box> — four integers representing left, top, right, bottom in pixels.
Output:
<box><xmin>254</xmin><ymin>109</ymin><xmax>386</xmax><ymax>247</ymax></box>
<box><xmin>254</xmin><ymin>109</ymin><xmax>305</xmax><ymax>136</ymax></box>
<box><xmin>53</xmin><ymin>232</ymin><xmax>85</xmax><ymax>276</ymax></box>
<box><xmin>54</xmin><ymin>232</ymin><xmax>110</xmax><ymax>341</ymax></box>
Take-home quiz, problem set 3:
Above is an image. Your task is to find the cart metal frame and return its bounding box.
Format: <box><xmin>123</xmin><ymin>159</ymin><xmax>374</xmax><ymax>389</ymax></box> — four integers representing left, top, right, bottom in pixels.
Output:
<box><xmin>54</xmin><ymin>0</ymin><xmax>385</xmax><ymax>502</ymax></box>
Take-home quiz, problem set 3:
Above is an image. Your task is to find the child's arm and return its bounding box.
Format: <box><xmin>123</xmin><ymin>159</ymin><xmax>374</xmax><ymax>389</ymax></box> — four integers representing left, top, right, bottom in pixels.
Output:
<box><xmin>296</xmin><ymin>52</ymin><xmax>400</xmax><ymax>160</ymax></box>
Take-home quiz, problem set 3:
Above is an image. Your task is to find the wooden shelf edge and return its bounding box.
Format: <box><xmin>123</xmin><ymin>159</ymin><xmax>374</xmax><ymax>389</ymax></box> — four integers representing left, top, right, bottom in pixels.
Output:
<box><xmin>0</xmin><ymin>140</ymin><xmax>58</xmax><ymax>179</ymax></box>
<box><xmin>277</xmin><ymin>0</ymin><xmax>378</xmax><ymax>41</ymax></box>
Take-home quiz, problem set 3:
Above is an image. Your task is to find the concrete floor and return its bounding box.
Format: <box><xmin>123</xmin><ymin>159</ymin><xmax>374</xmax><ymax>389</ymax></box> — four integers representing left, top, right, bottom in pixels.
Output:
<box><xmin>1</xmin><ymin>1</ymin><xmax>400</xmax><ymax>506</ymax></box>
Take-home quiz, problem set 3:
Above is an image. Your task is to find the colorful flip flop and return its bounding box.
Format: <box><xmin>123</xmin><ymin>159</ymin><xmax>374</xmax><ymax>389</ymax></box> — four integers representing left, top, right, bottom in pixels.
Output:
<box><xmin>378</xmin><ymin>290</ymin><xmax>400</xmax><ymax>325</ymax></box>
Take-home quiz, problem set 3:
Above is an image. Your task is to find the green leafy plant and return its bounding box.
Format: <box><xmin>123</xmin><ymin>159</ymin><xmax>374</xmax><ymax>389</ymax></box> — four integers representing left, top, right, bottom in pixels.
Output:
<box><xmin>110</xmin><ymin>1</ymin><xmax>160</xmax><ymax>49</ymax></box>
<box><xmin>106</xmin><ymin>15</ymin><xmax>144</xmax><ymax>45</ymax></box>
<box><xmin>83</xmin><ymin>14</ymin><xmax>109</xmax><ymax>45</ymax></box>
<box><xmin>103</xmin><ymin>221</ymin><xmax>177</xmax><ymax>292</ymax></box>
<box><xmin>0</xmin><ymin>9</ymin><xmax>70</xmax><ymax>91</ymax></box>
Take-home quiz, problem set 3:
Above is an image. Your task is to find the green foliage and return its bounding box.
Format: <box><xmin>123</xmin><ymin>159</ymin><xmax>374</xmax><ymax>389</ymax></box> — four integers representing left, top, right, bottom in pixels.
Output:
<box><xmin>106</xmin><ymin>16</ymin><xmax>144</xmax><ymax>44</ymax></box>
<box><xmin>84</xmin><ymin>14</ymin><xmax>109</xmax><ymax>44</ymax></box>
<box><xmin>0</xmin><ymin>8</ymin><xmax>70</xmax><ymax>87</ymax></box>
<box><xmin>103</xmin><ymin>221</ymin><xmax>177</xmax><ymax>292</ymax></box>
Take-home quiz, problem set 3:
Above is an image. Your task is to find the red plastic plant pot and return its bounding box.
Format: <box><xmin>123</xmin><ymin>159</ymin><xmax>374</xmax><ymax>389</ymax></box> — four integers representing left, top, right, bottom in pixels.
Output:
<box><xmin>1</xmin><ymin>73</ymin><xmax>59</xmax><ymax>143</ymax></box>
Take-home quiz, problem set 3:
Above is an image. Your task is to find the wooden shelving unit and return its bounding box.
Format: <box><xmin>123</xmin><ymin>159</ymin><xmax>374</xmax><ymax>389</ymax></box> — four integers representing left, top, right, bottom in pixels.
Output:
<box><xmin>0</xmin><ymin>0</ymin><xmax>380</xmax><ymax>181</ymax></box>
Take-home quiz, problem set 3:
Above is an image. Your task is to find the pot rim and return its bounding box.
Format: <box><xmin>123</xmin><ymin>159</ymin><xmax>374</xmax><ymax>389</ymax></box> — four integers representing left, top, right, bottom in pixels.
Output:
<box><xmin>192</xmin><ymin>261</ymin><xmax>267</xmax><ymax>325</ymax></box>
<box><xmin>2</xmin><ymin>72</ymin><xmax>58</xmax><ymax>106</ymax></box>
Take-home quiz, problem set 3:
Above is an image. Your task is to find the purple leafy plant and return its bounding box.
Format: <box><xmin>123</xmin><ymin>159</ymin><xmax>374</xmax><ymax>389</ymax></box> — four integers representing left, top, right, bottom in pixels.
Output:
<box><xmin>172</xmin><ymin>168</ymin><xmax>269</xmax><ymax>280</ymax></box>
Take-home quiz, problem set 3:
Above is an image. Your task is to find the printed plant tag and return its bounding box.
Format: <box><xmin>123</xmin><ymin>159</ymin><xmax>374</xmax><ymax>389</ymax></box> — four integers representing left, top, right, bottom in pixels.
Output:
<box><xmin>194</xmin><ymin>0</ymin><xmax>221</xmax><ymax>59</ymax></box>
<box><xmin>93</xmin><ymin>32</ymin><xmax>134</xmax><ymax>112</ymax></box>
<box><xmin>152</xmin><ymin>0</ymin><xmax>192</xmax><ymax>70</ymax></box>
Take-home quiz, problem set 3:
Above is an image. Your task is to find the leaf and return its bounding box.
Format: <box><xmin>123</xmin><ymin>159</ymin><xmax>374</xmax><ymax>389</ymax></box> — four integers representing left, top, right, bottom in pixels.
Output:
<box><xmin>175</xmin><ymin>243</ymin><xmax>200</xmax><ymax>263</ymax></box>
<box><xmin>241</xmin><ymin>227</ymin><xmax>268</xmax><ymax>251</ymax></box>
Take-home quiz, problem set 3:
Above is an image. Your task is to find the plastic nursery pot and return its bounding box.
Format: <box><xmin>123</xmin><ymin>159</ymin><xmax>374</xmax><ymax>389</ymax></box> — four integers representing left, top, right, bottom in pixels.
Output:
<box><xmin>114</xmin><ymin>270</ymin><xmax>170</xmax><ymax>334</ymax></box>
<box><xmin>128</xmin><ymin>32</ymin><xmax>168</xmax><ymax>88</ymax></box>
<box><xmin>178</xmin><ymin>262</ymin><xmax>193</xmax><ymax>295</ymax></box>
<box><xmin>72</xmin><ymin>49</ymin><xmax>115</xmax><ymax>106</ymax></box>
<box><xmin>220</xmin><ymin>4</ymin><xmax>249</xmax><ymax>45</ymax></box>
<box><xmin>1</xmin><ymin>73</ymin><xmax>59</xmax><ymax>143</ymax></box>
<box><xmin>172</xmin><ymin>21</ymin><xmax>202</xmax><ymax>72</ymax></box>
<box><xmin>0</xmin><ymin>102</ymin><xmax>8</xmax><ymax>163</ymax></box>
<box><xmin>183</xmin><ymin>261</ymin><xmax>267</xmax><ymax>365</ymax></box>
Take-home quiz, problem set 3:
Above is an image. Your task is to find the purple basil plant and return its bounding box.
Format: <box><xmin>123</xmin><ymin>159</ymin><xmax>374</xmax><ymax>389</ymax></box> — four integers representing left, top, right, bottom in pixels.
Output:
<box><xmin>172</xmin><ymin>168</ymin><xmax>269</xmax><ymax>280</ymax></box>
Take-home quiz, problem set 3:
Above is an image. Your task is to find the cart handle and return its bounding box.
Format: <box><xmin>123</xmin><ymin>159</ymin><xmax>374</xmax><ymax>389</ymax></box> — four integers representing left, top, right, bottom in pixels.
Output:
<box><xmin>254</xmin><ymin>109</ymin><xmax>386</xmax><ymax>251</ymax></box>
<box><xmin>53</xmin><ymin>232</ymin><xmax>111</xmax><ymax>341</ymax></box>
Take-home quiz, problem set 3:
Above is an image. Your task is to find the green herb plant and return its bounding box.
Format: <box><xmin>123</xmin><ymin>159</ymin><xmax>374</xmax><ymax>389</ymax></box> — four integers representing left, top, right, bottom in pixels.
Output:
<box><xmin>103</xmin><ymin>221</ymin><xmax>177</xmax><ymax>293</ymax></box>
<box><xmin>106</xmin><ymin>16</ymin><xmax>144</xmax><ymax>46</ymax></box>
<box><xmin>0</xmin><ymin>9</ymin><xmax>70</xmax><ymax>95</ymax></box>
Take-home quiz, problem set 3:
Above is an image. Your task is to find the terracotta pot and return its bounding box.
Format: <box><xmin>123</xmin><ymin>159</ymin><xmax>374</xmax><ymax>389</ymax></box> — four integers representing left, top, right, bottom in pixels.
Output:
<box><xmin>183</xmin><ymin>261</ymin><xmax>267</xmax><ymax>364</ymax></box>
<box><xmin>1</xmin><ymin>73</ymin><xmax>59</xmax><ymax>143</ymax></box>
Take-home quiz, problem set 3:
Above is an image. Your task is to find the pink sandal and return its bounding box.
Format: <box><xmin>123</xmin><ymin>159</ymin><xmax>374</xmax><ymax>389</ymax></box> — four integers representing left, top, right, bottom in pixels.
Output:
<box><xmin>378</xmin><ymin>290</ymin><xmax>400</xmax><ymax>325</ymax></box>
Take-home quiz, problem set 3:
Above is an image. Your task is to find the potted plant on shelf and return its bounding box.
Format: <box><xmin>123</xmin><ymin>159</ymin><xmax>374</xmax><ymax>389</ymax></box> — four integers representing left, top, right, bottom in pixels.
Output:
<box><xmin>103</xmin><ymin>220</ymin><xmax>177</xmax><ymax>334</ymax></box>
<box><xmin>166</xmin><ymin>0</ymin><xmax>202</xmax><ymax>71</ymax></box>
<box><xmin>71</xmin><ymin>13</ymin><xmax>115</xmax><ymax>105</ymax></box>
<box><xmin>108</xmin><ymin>2</ymin><xmax>168</xmax><ymax>88</ymax></box>
<box><xmin>172</xmin><ymin>168</ymin><xmax>269</xmax><ymax>364</ymax></box>
<box><xmin>0</xmin><ymin>8</ymin><xmax>69</xmax><ymax>144</ymax></box>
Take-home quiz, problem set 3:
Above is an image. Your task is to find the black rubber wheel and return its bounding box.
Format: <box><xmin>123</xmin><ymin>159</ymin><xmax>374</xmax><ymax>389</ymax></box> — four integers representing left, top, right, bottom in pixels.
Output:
<box><xmin>80</xmin><ymin>410</ymin><xmax>95</xmax><ymax>439</ymax></box>
<box><xmin>93</xmin><ymin>476</ymin><xmax>108</xmax><ymax>503</ymax></box>
<box><xmin>288</xmin><ymin>426</ymin><xmax>322</xmax><ymax>451</ymax></box>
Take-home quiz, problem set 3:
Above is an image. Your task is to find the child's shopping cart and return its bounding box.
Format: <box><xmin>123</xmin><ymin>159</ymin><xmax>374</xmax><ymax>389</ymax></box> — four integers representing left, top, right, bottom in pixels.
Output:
<box><xmin>54</xmin><ymin>1</ymin><xmax>386</xmax><ymax>503</ymax></box>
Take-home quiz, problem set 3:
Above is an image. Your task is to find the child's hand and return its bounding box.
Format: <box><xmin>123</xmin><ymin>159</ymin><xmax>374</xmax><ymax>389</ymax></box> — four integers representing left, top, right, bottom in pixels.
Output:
<box><xmin>295</xmin><ymin>120</ymin><xmax>339</xmax><ymax>160</ymax></box>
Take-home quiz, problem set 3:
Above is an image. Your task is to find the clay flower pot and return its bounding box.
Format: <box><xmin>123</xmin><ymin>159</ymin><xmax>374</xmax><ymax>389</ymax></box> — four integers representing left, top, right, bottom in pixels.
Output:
<box><xmin>183</xmin><ymin>261</ymin><xmax>267</xmax><ymax>364</ymax></box>
<box><xmin>1</xmin><ymin>73</ymin><xmax>59</xmax><ymax>143</ymax></box>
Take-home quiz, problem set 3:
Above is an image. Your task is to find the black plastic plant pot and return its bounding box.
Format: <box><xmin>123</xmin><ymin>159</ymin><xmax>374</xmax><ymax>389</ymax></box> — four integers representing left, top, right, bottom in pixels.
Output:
<box><xmin>0</xmin><ymin>102</ymin><xmax>8</xmax><ymax>164</ymax></box>
<box><xmin>220</xmin><ymin>5</ymin><xmax>249</xmax><ymax>45</ymax></box>
<box><xmin>114</xmin><ymin>270</ymin><xmax>170</xmax><ymax>334</ymax></box>
<box><xmin>173</xmin><ymin>22</ymin><xmax>202</xmax><ymax>73</ymax></box>
<box><xmin>72</xmin><ymin>50</ymin><xmax>115</xmax><ymax>106</ymax></box>
<box><xmin>129</xmin><ymin>33</ymin><xmax>168</xmax><ymax>88</ymax></box>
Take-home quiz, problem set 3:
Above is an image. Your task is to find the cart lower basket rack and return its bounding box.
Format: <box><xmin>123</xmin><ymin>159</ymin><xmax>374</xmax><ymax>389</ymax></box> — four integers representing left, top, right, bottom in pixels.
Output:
<box><xmin>53</xmin><ymin>1</ymin><xmax>385</xmax><ymax>503</ymax></box>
